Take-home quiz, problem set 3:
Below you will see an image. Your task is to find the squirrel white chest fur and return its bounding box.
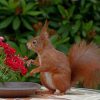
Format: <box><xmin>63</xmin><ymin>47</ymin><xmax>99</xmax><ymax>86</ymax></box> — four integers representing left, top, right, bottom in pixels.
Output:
<box><xmin>38</xmin><ymin>54</ymin><xmax>56</xmax><ymax>89</ymax></box>
<box><xmin>44</xmin><ymin>72</ymin><xmax>56</xmax><ymax>89</ymax></box>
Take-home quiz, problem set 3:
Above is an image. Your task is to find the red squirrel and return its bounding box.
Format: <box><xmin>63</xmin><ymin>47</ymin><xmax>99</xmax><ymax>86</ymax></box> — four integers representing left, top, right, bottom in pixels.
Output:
<box><xmin>27</xmin><ymin>20</ymin><xmax>100</xmax><ymax>94</ymax></box>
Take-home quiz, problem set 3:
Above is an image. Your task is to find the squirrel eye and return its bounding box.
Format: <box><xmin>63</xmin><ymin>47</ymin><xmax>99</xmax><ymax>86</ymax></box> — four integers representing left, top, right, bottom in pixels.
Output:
<box><xmin>33</xmin><ymin>40</ymin><xmax>37</xmax><ymax>44</ymax></box>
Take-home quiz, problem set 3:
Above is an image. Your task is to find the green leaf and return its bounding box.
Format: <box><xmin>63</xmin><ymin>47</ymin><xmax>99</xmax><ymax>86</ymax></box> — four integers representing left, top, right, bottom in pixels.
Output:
<box><xmin>53</xmin><ymin>0</ymin><xmax>62</xmax><ymax>4</ymax></box>
<box><xmin>82</xmin><ymin>31</ymin><xmax>87</xmax><ymax>37</ymax></box>
<box><xmin>27</xmin><ymin>11</ymin><xmax>42</xmax><ymax>16</ymax></box>
<box><xmin>0</xmin><ymin>16</ymin><xmax>13</xmax><ymax>29</ymax></box>
<box><xmin>8</xmin><ymin>0</ymin><xmax>19</xmax><ymax>11</ymax></box>
<box><xmin>71</xmin><ymin>21</ymin><xmax>81</xmax><ymax>35</ymax></box>
<box><xmin>21</xmin><ymin>18</ymin><xmax>33</xmax><ymax>30</ymax></box>
<box><xmin>94</xmin><ymin>26</ymin><xmax>100</xmax><ymax>32</ymax></box>
<box><xmin>21</xmin><ymin>0</ymin><xmax>26</xmax><ymax>7</ymax></box>
<box><xmin>56</xmin><ymin>44</ymin><xmax>69</xmax><ymax>54</ymax></box>
<box><xmin>21</xmin><ymin>0</ymin><xmax>26</xmax><ymax>14</ymax></box>
<box><xmin>25</xmin><ymin>3</ymin><xmax>38</xmax><ymax>12</ymax></box>
<box><xmin>54</xmin><ymin>37</ymin><xmax>69</xmax><ymax>47</ymax></box>
<box><xmin>2</xmin><ymin>75</ymin><xmax>8</xmax><ymax>80</ymax></box>
<box><xmin>68</xmin><ymin>5</ymin><xmax>75</xmax><ymax>18</ymax></box>
<box><xmin>81</xmin><ymin>0</ymin><xmax>85</xmax><ymax>7</ymax></box>
<box><xmin>6</xmin><ymin>41</ymin><xmax>21</xmax><ymax>54</ymax></box>
<box><xmin>18</xmin><ymin>38</ymin><xmax>27</xmax><ymax>43</ymax></box>
<box><xmin>7</xmin><ymin>41</ymin><xmax>18</xmax><ymax>49</ymax></box>
<box><xmin>19</xmin><ymin>44</ymin><xmax>27</xmax><ymax>56</ymax></box>
<box><xmin>0</xmin><ymin>0</ymin><xmax>8</xmax><ymax>6</ymax></box>
<box><xmin>8</xmin><ymin>0</ymin><xmax>18</xmax><ymax>10</ymax></box>
<box><xmin>57</xmin><ymin>25</ymin><xmax>69</xmax><ymax>34</ymax></box>
<box><xmin>83</xmin><ymin>21</ymin><xmax>93</xmax><ymax>32</ymax></box>
<box><xmin>91</xmin><ymin>0</ymin><xmax>97</xmax><ymax>3</ymax></box>
<box><xmin>21</xmin><ymin>2</ymin><xmax>38</xmax><ymax>14</ymax></box>
<box><xmin>49</xmin><ymin>21</ymin><xmax>59</xmax><ymax>28</ymax></box>
<box><xmin>94</xmin><ymin>35</ymin><xmax>100</xmax><ymax>45</ymax></box>
<box><xmin>0</xmin><ymin>7</ymin><xmax>8</xmax><ymax>11</ymax></box>
<box><xmin>75</xmin><ymin>36</ymin><xmax>81</xmax><ymax>43</ymax></box>
<box><xmin>8</xmin><ymin>0</ymin><xmax>14</xmax><ymax>7</ymax></box>
<box><xmin>0</xmin><ymin>71</ymin><xmax>3</xmax><ymax>76</ymax></box>
<box><xmin>58</xmin><ymin>5</ymin><xmax>68</xmax><ymax>18</ymax></box>
<box><xmin>12</xmin><ymin>17</ymin><xmax>20</xmax><ymax>30</ymax></box>
<box><xmin>74</xmin><ymin>14</ymin><xmax>82</xmax><ymax>20</ymax></box>
<box><xmin>50</xmin><ymin>35</ymin><xmax>58</xmax><ymax>45</ymax></box>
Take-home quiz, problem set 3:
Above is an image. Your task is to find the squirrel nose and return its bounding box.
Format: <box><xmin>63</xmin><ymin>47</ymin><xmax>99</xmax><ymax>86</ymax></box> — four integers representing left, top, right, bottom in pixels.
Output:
<box><xmin>27</xmin><ymin>43</ymin><xmax>31</xmax><ymax>49</ymax></box>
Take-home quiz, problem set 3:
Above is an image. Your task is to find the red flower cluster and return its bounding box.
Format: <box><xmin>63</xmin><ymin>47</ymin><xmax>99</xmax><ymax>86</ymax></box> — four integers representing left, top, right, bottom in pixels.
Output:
<box><xmin>0</xmin><ymin>41</ymin><xmax>28</xmax><ymax>75</ymax></box>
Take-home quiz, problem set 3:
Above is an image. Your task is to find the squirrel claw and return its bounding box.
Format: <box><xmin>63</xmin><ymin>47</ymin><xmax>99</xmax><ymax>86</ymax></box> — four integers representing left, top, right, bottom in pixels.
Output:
<box><xmin>26</xmin><ymin>59</ymin><xmax>34</xmax><ymax>67</ymax></box>
<box><xmin>30</xmin><ymin>71</ymin><xmax>34</xmax><ymax>76</ymax></box>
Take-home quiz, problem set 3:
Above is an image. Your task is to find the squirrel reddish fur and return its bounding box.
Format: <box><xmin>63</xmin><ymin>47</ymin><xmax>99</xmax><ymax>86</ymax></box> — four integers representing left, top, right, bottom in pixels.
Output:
<box><xmin>27</xmin><ymin>21</ymin><xmax>100</xmax><ymax>94</ymax></box>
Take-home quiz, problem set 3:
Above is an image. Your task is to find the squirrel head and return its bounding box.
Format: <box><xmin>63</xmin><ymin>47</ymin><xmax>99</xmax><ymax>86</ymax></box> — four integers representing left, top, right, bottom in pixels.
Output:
<box><xmin>27</xmin><ymin>20</ymin><xmax>51</xmax><ymax>53</ymax></box>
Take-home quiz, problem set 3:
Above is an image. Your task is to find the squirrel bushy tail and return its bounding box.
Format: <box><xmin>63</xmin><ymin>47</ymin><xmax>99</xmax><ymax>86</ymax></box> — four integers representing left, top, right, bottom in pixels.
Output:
<box><xmin>68</xmin><ymin>41</ymin><xmax>100</xmax><ymax>88</ymax></box>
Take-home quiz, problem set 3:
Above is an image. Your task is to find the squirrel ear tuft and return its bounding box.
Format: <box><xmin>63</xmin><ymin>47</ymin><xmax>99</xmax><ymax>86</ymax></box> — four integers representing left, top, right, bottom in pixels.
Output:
<box><xmin>40</xmin><ymin>19</ymin><xmax>48</xmax><ymax>34</ymax></box>
<box><xmin>40</xmin><ymin>20</ymin><xmax>49</xmax><ymax>40</ymax></box>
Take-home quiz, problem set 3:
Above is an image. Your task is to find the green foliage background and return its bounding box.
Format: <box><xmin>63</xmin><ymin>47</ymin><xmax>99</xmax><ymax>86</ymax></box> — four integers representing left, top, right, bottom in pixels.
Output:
<box><xmin>0</xmin><ymin>0</ymin><xmax>100</xmax><ymax>85</ymax></box>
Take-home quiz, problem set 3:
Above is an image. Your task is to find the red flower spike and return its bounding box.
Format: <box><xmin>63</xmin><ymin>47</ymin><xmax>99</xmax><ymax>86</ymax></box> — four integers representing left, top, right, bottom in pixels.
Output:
<box><xmin>21</xmin><ymin>67</ymin><xmax>28</xmax><ymax>75</ymax></box>
<box><xmin>0</xmin><ymin>41</ymin><xmax>28</xmax><ymax>75</ymax></box>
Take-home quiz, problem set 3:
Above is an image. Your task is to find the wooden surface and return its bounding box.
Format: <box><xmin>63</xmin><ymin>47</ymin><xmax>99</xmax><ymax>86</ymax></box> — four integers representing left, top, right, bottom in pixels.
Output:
<box><xmin>0</xmin><ymin>87</ymin><xmax>100</xmax><ymax>100</ymax></box>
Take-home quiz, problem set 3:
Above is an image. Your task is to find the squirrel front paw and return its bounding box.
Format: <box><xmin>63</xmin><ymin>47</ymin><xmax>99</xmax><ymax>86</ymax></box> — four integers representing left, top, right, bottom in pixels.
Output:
<box><xmin>30</xmin><ymin>69</ymin><xmax>37</xmax><ymax>76</ymax></box>
<box><xmin>26</xmin><ymin>59</ymin><xmax>34</xmax><ymax>67</ymax></box>
<box><xmin>30</xmin><ymin>67</ymin><xmax>40</xmax><ymax>76</ymax></box>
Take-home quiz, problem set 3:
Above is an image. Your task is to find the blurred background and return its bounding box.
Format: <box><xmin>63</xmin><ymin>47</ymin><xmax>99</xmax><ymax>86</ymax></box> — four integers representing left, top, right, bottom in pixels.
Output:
<box><xmin>0</xmin><ymin>0</ymin><xmax>100</xmax><ymax>85</ymax></box>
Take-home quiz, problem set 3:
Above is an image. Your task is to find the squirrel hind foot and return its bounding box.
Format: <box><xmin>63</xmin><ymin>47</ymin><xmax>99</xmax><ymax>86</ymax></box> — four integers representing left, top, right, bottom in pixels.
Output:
<box><xmin>54</xmin><ymin>89</ymin><xmax>66</xmax><ymax>95</ymax></box>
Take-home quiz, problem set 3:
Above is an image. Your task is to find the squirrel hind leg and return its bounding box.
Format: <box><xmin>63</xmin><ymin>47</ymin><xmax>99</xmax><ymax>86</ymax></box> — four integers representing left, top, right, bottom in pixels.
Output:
<box><xmin>53</xmin><ymin>74</ymin><xmax>71</xmax><ymax>94</ymax></box>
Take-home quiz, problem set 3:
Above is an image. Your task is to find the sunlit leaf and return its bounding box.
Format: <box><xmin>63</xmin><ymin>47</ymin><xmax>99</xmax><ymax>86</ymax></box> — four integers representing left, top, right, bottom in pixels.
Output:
<box><xmin>83</xmin><ymin>21</ymin><xmax>93</xmax><ymax>32</ymax></box>
<box><xmin>0</xmin><ymin>0</ymin><xmax>8</xmax><ymax>6</ymax></box>
<box><xmin>25</xmin><ymin>3</ymin><xmax>38</xmax><ymax>12</ymax></box>
<box><xmin>27</xmin><ymin>11</ymin><xmax>42</xmax><ymax>16</ymax></box>
<box><xmin>75</xmin><ymin>36</ymin><xmax>81</xmax><ymax>43</ymax></box>
<box><xmin>58</xmin><ymin>5</ymin><xmax>68</xmax><ymax>18</ymax></box>
<box><xmin>21</xmin><ymin>0</ymin><xmax>26</xmax><ymax>14</ymax></box>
